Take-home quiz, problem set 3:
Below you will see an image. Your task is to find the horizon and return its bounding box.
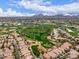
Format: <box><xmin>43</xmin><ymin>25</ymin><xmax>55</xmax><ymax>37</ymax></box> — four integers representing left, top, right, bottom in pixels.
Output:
<box><xmin>0</xmin><ymin>0</ymin><xmax>79</xmax><ymax>16</ymax></box>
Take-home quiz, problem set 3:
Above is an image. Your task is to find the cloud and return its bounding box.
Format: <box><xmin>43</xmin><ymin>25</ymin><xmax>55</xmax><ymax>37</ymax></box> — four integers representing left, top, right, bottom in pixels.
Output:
<box><xmin>9</xmin><ymin>0</ymin><xmax>17</xmax><ymax>3</ymax></box>
<box><xmin>0</xmin><ymin>8</ymin><xmax>35</xmax><ymax>17</ymax></box>
<box><xmin>18</xmin><ymin>0</ymin><xmax>79</xmax><ymax>15</ymax></box>
<box><xmin>0</xmin><ymin>0</ymin><xmax>79</xmax><ymax>16</ymax></box>
<box><xmin>18</xmin><ymin>0</ymin><xmax>57</xmax><ymax>13</ymax></box>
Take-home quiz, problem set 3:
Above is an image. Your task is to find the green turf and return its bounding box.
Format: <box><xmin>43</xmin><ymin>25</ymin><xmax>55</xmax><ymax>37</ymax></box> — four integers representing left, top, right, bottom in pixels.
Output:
<box><xmin>16</xmin><ymin>24</ymin><xmax>55</xmax><ymax>48</ymax></box>
<box><xmin>31</xmin><ymin>45</ymin><xmax>40</xmax><ymax>57</ymax></box>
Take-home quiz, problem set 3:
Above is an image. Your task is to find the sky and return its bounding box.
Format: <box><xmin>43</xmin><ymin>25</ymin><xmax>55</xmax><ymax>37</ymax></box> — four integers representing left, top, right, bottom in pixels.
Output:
<box><xmin>0</xmin><ymin>0</ymin><xmax>79</xmax><ymax>16</ymax></box>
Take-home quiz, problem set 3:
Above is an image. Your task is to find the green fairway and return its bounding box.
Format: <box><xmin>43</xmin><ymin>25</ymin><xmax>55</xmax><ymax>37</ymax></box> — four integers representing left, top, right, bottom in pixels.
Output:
<box><xmin>67</xmin><ymin>27</ymin><xmax>79</xmax><ymax>36</ymax></box>
<box><xmin>31</xmin><ymin>45</ymin><xmax>40</xmax><ymax>57</ymax></box>
<box><xmin>16</xmin><ymin>24</ymin><xmax>55</xmax><ymax>48</ymax></box>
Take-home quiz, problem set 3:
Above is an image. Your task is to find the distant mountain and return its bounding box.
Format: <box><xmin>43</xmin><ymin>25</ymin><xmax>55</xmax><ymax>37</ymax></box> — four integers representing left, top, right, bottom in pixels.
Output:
<box><xmin>31</xmin><ymin>14</ymin><xmax>79</xmax><ymax>18</ymax></box>
<box><xmin>0</xmin><ymin>14</ymin><xmax>79</xmax><ymax>21</ymax></box>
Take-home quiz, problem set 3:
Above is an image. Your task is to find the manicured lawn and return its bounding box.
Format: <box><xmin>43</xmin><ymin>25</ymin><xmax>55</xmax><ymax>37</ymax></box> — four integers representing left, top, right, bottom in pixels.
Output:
<box><xmin>31</xmin><ymin>45</ymin><xmax>40</xmax><ymax>57</ymax></box>
<box><xmin>67</xmin><ymin>27</ymin><xmax>79</xmax><ymax>36</ymax></box>
<box><xmin>16</xmin><ymin>24</ymin><xmax>55</xmax><ymax>48</ymax></box>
